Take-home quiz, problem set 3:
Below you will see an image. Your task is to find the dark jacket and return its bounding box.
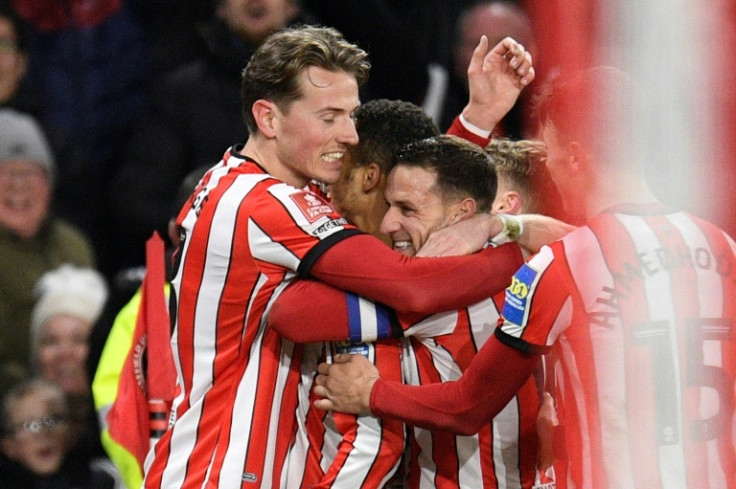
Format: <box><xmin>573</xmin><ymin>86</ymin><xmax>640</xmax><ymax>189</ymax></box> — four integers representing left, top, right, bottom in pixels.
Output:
<box><xmin>0</xmin><ymin>451</ymin><xmax>118</xmax><ymax>489</ymax></box>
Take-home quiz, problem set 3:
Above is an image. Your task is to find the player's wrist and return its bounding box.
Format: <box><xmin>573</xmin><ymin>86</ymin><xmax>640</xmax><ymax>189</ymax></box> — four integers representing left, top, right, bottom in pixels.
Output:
<box><xmin>488</xmin><ymin>214</ymin><xmax>523</xmax><ymax>246</ymax></box>
<box><xmin>460</xmin><ymin>106</ymin><xmax>495</xmax><ymax>137</ymax></box>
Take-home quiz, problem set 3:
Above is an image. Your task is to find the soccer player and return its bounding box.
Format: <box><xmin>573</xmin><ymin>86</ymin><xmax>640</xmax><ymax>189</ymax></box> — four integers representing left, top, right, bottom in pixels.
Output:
<box><xmin>142</xmin><ymin>26</ymin><xmax>543</xmax><ymax>489</ymax></box>
<box><xmin>271</xmin><ymin>135</ymin><xmax>562</xmax><ymax>488</ymax></box>
<box><xmin>313</xmin><ymin>66</ymin><xmax>736</xmax><ymax>489</ymax></box>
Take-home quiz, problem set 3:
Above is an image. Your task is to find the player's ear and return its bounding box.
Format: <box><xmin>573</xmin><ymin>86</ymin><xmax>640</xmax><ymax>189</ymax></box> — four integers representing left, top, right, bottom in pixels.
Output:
<box><xmin>252</xmin><ymin>99</ymin><xmax>277</xmax><ymax>138</ymax></box>
<box><xmin>448</xmin><ymin>197</ymin><xmax>477</xmax><ymax>224</ymax></box>
<box><xmin>362</xmin><ymin>163</ymin><xmax>383</xmax><ymax>193</ymax></box>
<box><xmin>568</xmin><ymin>141</ymin><xmax>589</xmax><ymax>172</ymax></box>
<box><xmin>492</xmin><ymin>191</ymin><xmax>523</xmax><ymax>214</ymax></box>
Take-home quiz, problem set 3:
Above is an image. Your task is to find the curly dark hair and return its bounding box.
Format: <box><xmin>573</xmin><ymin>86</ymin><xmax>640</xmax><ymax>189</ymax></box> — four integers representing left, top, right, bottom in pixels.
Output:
<box><xmin>349</xmin><ymin>99</ymin><xmax>440</xmax><ymax>174</ymax></box>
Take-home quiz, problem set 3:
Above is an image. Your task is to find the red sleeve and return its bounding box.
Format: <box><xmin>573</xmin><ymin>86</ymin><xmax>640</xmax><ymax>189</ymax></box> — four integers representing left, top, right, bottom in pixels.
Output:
<box><xmin>310</xmin><ymin>234</ymin><xmax>523</xmax><ymax>315</ymax></box>
<box><xmin>269</xmin><ymin>280</ymin><xmax>350</xmax><ymax>342</ymax></box>
<box><xmin>446</xmin><ymin>115</ymin><xmax>492</xmax><ymax>147</ymax></box>
<box><xmin>369</xmin><ymin>335</ymin><xmax>540</xmax><ymax>435</ymax></box>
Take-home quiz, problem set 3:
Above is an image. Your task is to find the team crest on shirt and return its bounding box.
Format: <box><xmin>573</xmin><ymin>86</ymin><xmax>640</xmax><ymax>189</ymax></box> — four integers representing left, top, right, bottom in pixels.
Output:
<box><xmin>503</xmin><ymin>263</ymin><xmax>538</xmax><ymax>325</ymax></box>
<box><xmin>291</xmin><ymin>191</ymin><xmax>334</xmax><ymax>223</ymax></box>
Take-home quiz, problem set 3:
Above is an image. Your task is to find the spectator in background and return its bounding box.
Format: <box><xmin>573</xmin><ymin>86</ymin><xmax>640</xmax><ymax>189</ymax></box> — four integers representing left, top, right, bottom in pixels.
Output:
<box><xmin>10</xmin><ymin>0</ymin><xmax>149</xmax><ymax>280</ymax></box>
<box><xmin>110</xmin><ymin>0</ymin><xmax>319</xmax><ymax>270</ymax></box>
<box><xmin>30</xmin><ymin>264</ymin><xmax>109</xmax><ymax>463</ymax></box>
<box><xmin>0</xmin><ymin>108</ymin><xmax>95</xmax><ymax>398</ymax></box>
<box><xmin>0</xmin><ymin>1</ymin><xmax>34</xmax><ymax>113</ymax></box>
<box><xmin>0</xmin><ymin>378</ymin><xmax>121</xmax><ymax>489</ymax></box>
<box><xmin>424</xmin><ymin>1</ymin><xmax>538</xmax><ymax>137</ymax></box>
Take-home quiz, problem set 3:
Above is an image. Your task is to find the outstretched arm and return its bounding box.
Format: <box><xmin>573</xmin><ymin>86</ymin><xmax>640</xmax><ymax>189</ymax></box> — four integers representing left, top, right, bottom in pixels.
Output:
<box><xmin>308</xmin><ymin>234</ymin><xmax>523</xmax><ymax>315</ymax></box>
<box><xmin>415</xmin><ymin>213</ymin><xmax>575</xmax><ymax>258</ymax></box>
<box><xmin>314</xmin><ymin>335</ymin><xmax>540</xmax><ymax>435</ymax></box>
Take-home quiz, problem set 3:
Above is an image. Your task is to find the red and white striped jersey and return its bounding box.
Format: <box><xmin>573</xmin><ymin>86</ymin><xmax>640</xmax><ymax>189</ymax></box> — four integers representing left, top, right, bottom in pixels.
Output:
<box><xmin>269</xmin><ymin>284</ymin><xmax>543</xmax><ymax>489</ymax></box>
<box><xmin>498</xmin><ymin>205</ymin><xmax>736</xmax><ymax>489</ymax></box>
<box><xmin>402</xmin><ymin>296</ymin><xmax>541</xmax><ymax>489</ymax></box>
<box><xmin>281</xmin><ymin>339</ymin><xmax>406</xmax><ymax>489</ymax></box>
<box><xmin>142</xmin><ymin>148</ymin><xmax>365</xmax><ymax>489</ymax></box>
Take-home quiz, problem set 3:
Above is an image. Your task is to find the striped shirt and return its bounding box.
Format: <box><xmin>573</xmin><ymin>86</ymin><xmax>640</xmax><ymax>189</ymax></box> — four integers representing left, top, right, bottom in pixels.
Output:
<box><xmin>402</xmin><ymin>296</ymin><xmax>541</xmax><ymax>489</ymax></box>
<box><xmin>143</xmin><ymin>149</ymin><xmax>364</xmax><ymax>489</ymax></box>
<box><xmin>498</xmin><ymin>204</ymin><xmax>736</xmax><ymax>489</ymax></box>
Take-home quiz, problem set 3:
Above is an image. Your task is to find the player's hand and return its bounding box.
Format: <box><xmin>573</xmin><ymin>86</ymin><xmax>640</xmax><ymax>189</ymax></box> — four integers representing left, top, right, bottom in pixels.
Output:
<box><xmin>462</xmin><ymin>36</ymin><xmax>535</xmax><ymax>132</ymax></box>
<box><xmin>416</xmin><ymin>213</ymin><xmax>502</xmax><ymax>257</ymax></box>
<box><xmin>536</xmin><ymin>391</ymin><xmax>559</xmax><ymax>472</ymax></box>
<box><xmin>313</xmin><ymin>354</ymin><xmax>379</xmax><ymax>415</ymax></box>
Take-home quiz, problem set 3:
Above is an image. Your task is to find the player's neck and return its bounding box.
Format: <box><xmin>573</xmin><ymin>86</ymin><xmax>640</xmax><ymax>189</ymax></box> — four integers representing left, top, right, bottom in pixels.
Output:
<box><xmin>240</xmin><ymin>137</ymin><xmax>308</xmax><ymax>188</ymax></box>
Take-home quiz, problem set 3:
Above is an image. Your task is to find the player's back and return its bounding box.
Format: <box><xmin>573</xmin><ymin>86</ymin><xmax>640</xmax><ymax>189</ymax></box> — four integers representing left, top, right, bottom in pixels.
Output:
<box><xmin>540</xmin><ymin>205</ymin><xmax>736</xmax><ymax>488</ymax></box>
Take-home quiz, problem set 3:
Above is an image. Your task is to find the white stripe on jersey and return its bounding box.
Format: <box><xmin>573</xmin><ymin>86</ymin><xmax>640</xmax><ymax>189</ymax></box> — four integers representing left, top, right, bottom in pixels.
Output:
<box><xmin>615</xmin><ymin>214</ymin><xmax>686</xmax><ymax>489</ymax></box>
<box><xmin>404</xmin><ymin>310</ymin><xmax>458</xmax><ymax>339</ymax></box>
<box><xmin>356</xmin><ymin>296</ymin><xmax>382</xmax><ymax>342</ymax></box>
<box><xmin>667</xmin><ymin>213</ymin><xmax>729</xmax><ymax>489</ymax></box>
<box><xmin>467</xmin><ymin>297</ymin><xmax>498</xmax><ymax>346</ymax></box>
<box><xmin>562</xmin><ymin>225</ymin><xmax>623</xmax><ymax>488</ymax></box>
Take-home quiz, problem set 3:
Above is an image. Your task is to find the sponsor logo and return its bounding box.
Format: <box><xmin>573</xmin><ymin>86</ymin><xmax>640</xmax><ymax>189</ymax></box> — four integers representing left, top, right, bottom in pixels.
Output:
<box><xmin>508</xmin><ymin>276</ymin><xmax>530</xmax><ymax>299</ymax></box>
<box><xmin>291</xmin><ymin>191</ymin><xmax>334</xmax><ymax>223</ymax></box>
<box><xmin>242</xmin><ymin>472</ymin><xmax>258</xmax><ymax>483</ymax></box>
<box><xmin>502</xmin><ymin>264</ymin><xmax>537</xmax><ymax>325</ymax></box>
<box><xmin>313</xmin><ymin>218</ymin><xmax>348</xmax><ymax>236</ymax></box>
<box><xmin>334</xmin><ymin>341</ymin><xmax>370</xmax><ymax>358</ymax></box>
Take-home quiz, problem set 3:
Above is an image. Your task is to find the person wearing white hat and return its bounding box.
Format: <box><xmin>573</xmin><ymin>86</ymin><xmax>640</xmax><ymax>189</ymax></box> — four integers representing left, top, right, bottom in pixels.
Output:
<box><xmin>29</xmin><ymin>264</ymin><xmax>112</xmax><ymax>471</ymax></box>
<box><xmin>0</xmin><ymin>108</ymin><xmax>95</xmax><ymax>397</ymax></box>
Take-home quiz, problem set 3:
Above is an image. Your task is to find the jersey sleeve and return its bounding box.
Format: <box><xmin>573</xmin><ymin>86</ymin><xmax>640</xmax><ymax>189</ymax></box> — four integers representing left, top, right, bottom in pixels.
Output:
<box><xmin>446</xmin><ymin>115</ymin><xmax>492</xmax><ymax>147</ymax></box>
<box><xmin>268</xmin><ymin>279</ymin><xmax>401</xmax><ymax>343</ymax></box>
<box><xmin>496</xmin><ymin>244</ymin><xmax>573</xmax><ymax>351</ymax></box>
<box><xmin>246</xmin><ymin>181</ymin><xmax>363</xmax><ymax>273</ymax></box>
<box><xmin>369</xmin><ymin>335</ymin><xmax>540</xmax><ymax>435</ymax></box>
<box><xmin>306</xmin><ymin>234</ymin><xmax>524</xmax><ymax>315</ymax></box>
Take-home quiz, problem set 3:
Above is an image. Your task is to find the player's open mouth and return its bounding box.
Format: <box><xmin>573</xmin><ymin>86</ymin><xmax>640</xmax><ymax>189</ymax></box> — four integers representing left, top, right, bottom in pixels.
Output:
<box><xmin>322</xmin><ymin>152</ymin><xmax>344</xmax><ymax>163</ymax></box>
<box><xmin>392</xmin><ymin>240</ymin><xmax>412</xmax><ymax>251</ymax></box>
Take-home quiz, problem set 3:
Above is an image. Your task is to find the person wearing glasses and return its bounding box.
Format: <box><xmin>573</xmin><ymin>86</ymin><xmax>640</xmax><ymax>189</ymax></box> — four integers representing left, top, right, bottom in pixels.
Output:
<box><xmin>0</xmin><ymin>378</ymin><xmax>121</xmax><ymax>488</ymax></box>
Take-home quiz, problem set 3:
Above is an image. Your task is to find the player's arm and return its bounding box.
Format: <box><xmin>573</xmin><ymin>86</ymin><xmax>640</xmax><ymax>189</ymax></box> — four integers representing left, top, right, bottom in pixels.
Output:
<box><xmin>303</xmin><ymin>234</ymin><xmax>523</xmax><ymax>315</ymax></box>
<box><xmin>447</xmin><ymin>35</ymin><xmax>535</xmax><ymax>145</ymax></box>
<box><xmin>314</xmin><ymin>333</ymin><xmax>542</xmax><ymax>435</ymax></box>
<box><xmin>268</xmin><ymin>279</ymin><xmax>400</xmax><ymax>343</ymax></box>
<box><xmin>416</xmin><ymin>212</ymin><xmax>575</xmax><ymax>258</ymax></box>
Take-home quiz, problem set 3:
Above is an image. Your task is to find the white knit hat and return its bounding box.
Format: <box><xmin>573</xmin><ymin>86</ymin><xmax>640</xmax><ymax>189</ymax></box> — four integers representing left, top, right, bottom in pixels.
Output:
<box><xmin>30</xmin><ymin>265</ymin><xmax>109</xmax><ymax>349</ymax></box>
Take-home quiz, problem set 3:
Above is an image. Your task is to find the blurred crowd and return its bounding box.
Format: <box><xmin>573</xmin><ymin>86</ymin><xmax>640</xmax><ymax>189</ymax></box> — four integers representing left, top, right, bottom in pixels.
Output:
<box><xmin>1</xmin><ymin>0</ymin><xmax>734</xmax><ymax>487</ymax></box>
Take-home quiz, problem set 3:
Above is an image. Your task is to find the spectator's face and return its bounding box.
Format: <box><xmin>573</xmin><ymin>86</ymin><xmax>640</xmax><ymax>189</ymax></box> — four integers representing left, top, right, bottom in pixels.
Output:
<box><xmin>1</xmin><ymin>391</ymin><xmax>68</xmax><ymax>475</ymax></box>
<box><xmin>380</xmin><ymin>165</ymin><xmax>462</xmax><ymax>257</ymax></box>
<box><xmin>217</xmin><ymin>0</ymin><xmax>299</xmax><ymax>44</ymax></box>
<box><xmin>274</xmin><ymin>66</ymin><xmax>360</xmax><ymax>187</ymax></box>
<box><xmin>0</xmin><ymin>17</ymin><xmax>27</xmax><ymax>104</ymax></box>
<box><xmin>36</xmin><ymin>315</ymin><xmax>91</xmax><ymax>396</ymax></box>
<box><xmin>0</xmin><ymin>160</ymin><xmax>51</xmax><ymax>238</ymax></box>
